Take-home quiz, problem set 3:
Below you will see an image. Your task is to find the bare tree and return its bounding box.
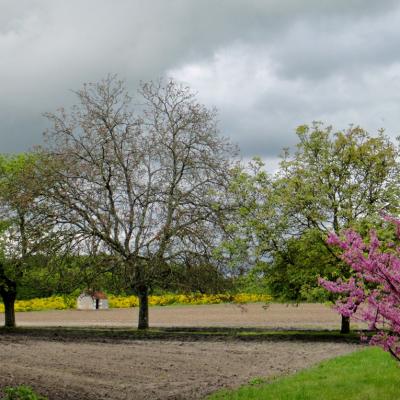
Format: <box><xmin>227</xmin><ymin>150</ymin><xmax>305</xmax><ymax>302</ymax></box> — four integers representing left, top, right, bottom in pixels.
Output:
<box><xmin>41</xmin><ymin>76</ymin><xmax>237</xmax><ymax>329</ymax></box>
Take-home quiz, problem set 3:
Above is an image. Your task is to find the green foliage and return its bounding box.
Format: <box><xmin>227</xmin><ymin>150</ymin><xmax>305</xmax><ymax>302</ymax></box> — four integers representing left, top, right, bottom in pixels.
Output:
<box><xmin>0</xmin><ymin>152</ymin><xmax>61</xmax><ymax>326</ymax></box>
<box><xmin>231</xmin><ymin>263</ymin><xmax>271</xmax><ymax>295</ymax></box>
<box><xmin>207</xmin><ymin>348</ymin><xmax>400</xmax><ymax>400</ymax></box>
<box><xmin>2</xmin><ymin>386</ymin><xmax>47</xmax><ymax>400</ymax></box>
<box><xmin>13</xmin><ymin>256</ymin><xmax>235</xmax><ymax>300</ymax></box>
<box><xmin>278</xmin><ymin>123</ymin><xmax>400</xmax><ymax>234</ymax></box>
<box><xmin>266</xmin><ymin>124</ymin><xmax>399</xmax><ymax>301</ymax></box>
<box><xmin>221</xmin><ymin>124</ymin><xmax>400</xmax><ymax>303</ymax></box>
<box><xmin>266</xmin><ymin>229</ymin><xmax>340</xmax><ymax>302</ymax></box>
<box><xmin>216</xmin><ymin>158</ymin><xmax>282</xmax><ymax>275</ymax></box>
<box><xmin>159</xmin><ymin>262</ymin><xmax>234</xmax><ymax>294</ymax></box>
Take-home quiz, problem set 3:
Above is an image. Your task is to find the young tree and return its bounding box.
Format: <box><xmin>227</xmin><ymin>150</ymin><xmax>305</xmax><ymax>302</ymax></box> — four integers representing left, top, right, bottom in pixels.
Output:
<box><xmin>41</xmin><ymin>76</ymin><xmax>236</xmax><ymax>329</ymax></box>
<box><xmin>0</xmin><ymin>154</ymin><xmax>57</xmax><ymax>327</ymax></box>
<box><xmin>215</xmin><ymin>159</ymin><xmax>285</xmax><ymax>275</ymax></box>
<box><xmin>320</xmin><ymin>216</ymin><xmax>400</xmax><ymax>360</ymax></box>
<box><xmin>276</xmin><ymin>123</ymin><xmax>399</xmax><ymax>332</ymax></box>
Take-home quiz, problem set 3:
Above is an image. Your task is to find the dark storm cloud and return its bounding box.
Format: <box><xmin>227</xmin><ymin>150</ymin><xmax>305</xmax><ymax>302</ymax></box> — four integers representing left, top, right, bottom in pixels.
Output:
<box><xmin>1</xmin><ymin>0</ymin><xmax>400</xmax><ymax>160</ymax></box>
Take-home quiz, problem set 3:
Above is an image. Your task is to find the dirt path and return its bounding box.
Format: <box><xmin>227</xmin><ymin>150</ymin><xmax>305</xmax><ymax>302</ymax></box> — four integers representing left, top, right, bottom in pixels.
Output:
<box><xmin>0</xmin><ymin>335</ymin><xmax>358</xmax><ymax>400</ymax></box>
<box><xmin>0</xmin><ymin>303</ymin><xmax>363</xmax><ymax>329</ymax></box>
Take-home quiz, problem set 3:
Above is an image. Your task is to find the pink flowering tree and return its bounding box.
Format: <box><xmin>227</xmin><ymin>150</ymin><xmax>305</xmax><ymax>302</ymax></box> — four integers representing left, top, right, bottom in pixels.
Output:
<box><xmin>319</xmin><ymin>216</ymin><xmax>400</xmax><ymax>360</ymax></box>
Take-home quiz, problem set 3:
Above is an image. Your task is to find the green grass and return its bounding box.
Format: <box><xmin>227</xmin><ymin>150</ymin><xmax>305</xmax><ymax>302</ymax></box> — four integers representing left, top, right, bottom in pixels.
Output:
<box><xmin>207</xmin><ymin>347</ymin><xmax>400</xmax><ymax>400</ymax></box>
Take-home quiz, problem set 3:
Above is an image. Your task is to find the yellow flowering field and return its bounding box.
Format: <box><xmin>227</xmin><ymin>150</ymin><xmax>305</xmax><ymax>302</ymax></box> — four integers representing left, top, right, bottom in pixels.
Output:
<box><xmin>108</xmin><ymin>293</ymin><xmax>272</xmax><ymax>308</ymax></box>
<box><xmin>0</xmin><ymin>296</ymin><xmax>75</xmax><ymax>313</ymax></box>
<box><xmin>0</xmin><ymin>293</ymin><xmax>272</xmax><ymax>312</ymax></box>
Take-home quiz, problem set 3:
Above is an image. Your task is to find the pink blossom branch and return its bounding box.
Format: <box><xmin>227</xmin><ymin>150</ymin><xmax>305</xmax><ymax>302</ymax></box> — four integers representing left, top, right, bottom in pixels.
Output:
<box><xmin>320</xmin><ymin>217</ymin><xmax>400</xmax><ymax>360</ymax></box>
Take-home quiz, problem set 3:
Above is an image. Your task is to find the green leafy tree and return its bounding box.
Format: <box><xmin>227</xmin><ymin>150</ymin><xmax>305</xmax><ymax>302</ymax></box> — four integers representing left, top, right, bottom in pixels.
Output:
<box><xmin>275</xmin><ymin>123</ymin><xmax>400</xmax><ymax>332</ymax></box>
<box><xmin>223</xmin><ymin>124</ymin><xmax>399</xmax><ymax>332</ymax></box>
<box><xmin>0</xmin><ymin>154</ymin><xmax>59</xmax><ymax>327</ymax></box>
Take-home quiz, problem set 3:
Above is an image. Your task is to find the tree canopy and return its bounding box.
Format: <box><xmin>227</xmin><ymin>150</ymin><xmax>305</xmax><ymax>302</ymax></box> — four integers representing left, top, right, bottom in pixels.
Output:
<box><xmin>40</xmin><ymin>76</ymin><xmax>237</xmax><ymax>328</ymax></box>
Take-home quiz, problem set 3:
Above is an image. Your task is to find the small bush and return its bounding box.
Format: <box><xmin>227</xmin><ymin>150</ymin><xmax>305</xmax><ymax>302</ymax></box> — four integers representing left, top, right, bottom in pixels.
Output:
<box><xmin>2</xmin><ymin>385</ymin><xmax>47</xmax><ymax>400</ymax></box>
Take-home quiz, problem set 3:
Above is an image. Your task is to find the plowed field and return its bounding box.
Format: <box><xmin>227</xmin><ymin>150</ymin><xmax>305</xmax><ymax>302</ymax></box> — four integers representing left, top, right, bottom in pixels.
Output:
<box><xmin>0</xmin><ymin>304</ymin><xmax>361</xmax><ymax>399</ymax></box>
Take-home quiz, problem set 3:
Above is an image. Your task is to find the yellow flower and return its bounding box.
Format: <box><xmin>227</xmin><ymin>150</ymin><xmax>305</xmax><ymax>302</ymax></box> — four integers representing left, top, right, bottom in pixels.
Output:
<box><xmin>0</xmin><ymin>293</ymin><xmax>272</xmax><ymax>312</ymax></box>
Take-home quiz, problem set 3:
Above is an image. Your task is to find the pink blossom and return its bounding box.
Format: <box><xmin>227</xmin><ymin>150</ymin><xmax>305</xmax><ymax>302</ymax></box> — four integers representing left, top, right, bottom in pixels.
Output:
<box><xmin>320</xmin><ymin>216</ymin><xmax>400</xmax><ymax>361</ymax></box>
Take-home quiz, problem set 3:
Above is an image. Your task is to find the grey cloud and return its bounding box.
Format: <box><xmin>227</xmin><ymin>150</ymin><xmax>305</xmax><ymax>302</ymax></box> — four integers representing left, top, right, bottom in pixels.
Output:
<box><xmin>170</xmin><ymin>43</ymin><xmax>400</xmax><ymax>160</ymax></box>
<box><xmin>1</xmin><ymin>0</ymin><xmax>400</xmax><ymax>158</ymax></box>
<box><xmin>218</xmin><ymin>109</ymin><xmax>297</xmax><ymax>158</ymax></box>
<box><xmin>270</xmin><ymin>9</ymin><xmax>400</xmax><ymax>81</ymax></box>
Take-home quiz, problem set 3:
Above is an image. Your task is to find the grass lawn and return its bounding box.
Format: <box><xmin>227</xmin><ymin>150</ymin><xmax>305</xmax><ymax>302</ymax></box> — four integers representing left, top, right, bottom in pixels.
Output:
<box><xmin>207</xmin><ymin>347</ymin><xmax>400</xmax><ymax>400</ymax></box>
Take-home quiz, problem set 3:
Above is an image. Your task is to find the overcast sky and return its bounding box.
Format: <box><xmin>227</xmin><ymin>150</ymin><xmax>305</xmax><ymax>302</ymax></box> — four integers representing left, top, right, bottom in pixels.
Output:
<box><xmin>1</xmin><ymin>0</ymin><xmax>400</xmax><ymax>168</ymax></box>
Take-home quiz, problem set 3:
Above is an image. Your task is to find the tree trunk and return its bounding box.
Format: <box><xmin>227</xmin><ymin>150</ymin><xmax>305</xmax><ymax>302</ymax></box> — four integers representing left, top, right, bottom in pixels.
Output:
<box><xmin>341</xmin><ymin>315</ymin><xmax>350</xmax><ymax>334</ymax></box>
<box><xmin>137</xmin><ymin>286</ymin><xmax>149</xmax><ymax>330</ymax></box>
<box><xmin>0</xmin><ymin>284</ymin><xmax>17</xmax><ymax>328</ymax></box>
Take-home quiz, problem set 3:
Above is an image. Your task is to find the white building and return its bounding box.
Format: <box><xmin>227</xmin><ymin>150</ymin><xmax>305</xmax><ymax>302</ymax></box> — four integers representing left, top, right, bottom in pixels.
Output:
<box><xmin>77</xmin><ymin>291</ymin><xmax>109</xmax><ymax>310</ymax></box>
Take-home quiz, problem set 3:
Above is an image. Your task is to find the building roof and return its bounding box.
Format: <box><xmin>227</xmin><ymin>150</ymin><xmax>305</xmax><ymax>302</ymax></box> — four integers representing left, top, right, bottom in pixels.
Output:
<box><xmin>91</xmin><ymin>291</ymin><xmax>108</xmax><ymax>300</ymax></box>
<box><xmin>79</xmin><ymin>290</ymin><xmax>108</xmax><ymax>300</ymax></box>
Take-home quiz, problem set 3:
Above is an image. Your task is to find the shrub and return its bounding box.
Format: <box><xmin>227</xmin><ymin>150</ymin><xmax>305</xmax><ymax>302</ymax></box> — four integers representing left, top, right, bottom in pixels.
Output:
<box><xmin>2</xmin><ymin>385</ymin><xmax>47</xmax><ymax>400</ymax></box>
<box><xmin>320</xmin><ymin>216</ymin><xmax>400</xmax><ymax>360</ymax></box>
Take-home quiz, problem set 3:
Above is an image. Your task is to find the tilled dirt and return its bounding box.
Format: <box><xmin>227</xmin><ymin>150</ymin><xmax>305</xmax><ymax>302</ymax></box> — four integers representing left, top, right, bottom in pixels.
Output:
<box><xmin>0</xmin><ymin>304</ymin><xmax>363</xmax><ymax>399</ymax></box>
<box><xmin>0</xmin><ymin>303</ymin><xmax>364</xmax><ymax>329</ymax></box>
<box><xmin>0</xmin><ymin>335</ymin><xmax>358</xmax><ymax>400</ymax></box>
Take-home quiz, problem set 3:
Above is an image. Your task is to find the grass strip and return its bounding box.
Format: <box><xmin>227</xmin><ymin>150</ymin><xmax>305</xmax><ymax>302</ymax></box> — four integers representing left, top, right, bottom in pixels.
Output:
<box><xmin>207</xmin><ymin>347</ymin><xmax>400</xmax><ymax>400</ymax></box>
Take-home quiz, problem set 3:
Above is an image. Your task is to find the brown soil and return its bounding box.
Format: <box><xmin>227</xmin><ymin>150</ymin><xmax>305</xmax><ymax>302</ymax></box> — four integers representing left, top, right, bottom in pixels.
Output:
<box><xmin>0</xmin><ymin>303</ymin><xmax>364</xmax><ymax>329</ymax></box>
<box><xmin>0</xmin><ymin>335</ymin><xmax>358</xmax><ymax>400</ymax></box>
<box><xmin>0</xmin><ymin>304</ymin><xmax>362</xmax><ymax>399</ymax></box>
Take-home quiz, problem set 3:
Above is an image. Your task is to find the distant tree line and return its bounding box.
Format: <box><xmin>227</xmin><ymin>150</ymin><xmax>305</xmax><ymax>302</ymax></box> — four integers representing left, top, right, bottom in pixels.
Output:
<box><xmin>1</xmin><ymin>76</ymin><xmax>399</xmax><ymax>332</ymax></box>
